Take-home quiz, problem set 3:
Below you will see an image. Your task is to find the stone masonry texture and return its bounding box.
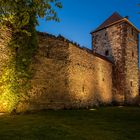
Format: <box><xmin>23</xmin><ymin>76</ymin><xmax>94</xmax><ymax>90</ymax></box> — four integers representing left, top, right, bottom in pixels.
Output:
<box><xmin>92</xmin><ymin>21</ymin><xmax>139</xmax><ymax>104</ymax></box>
<box><xmin>20</xmin><ymin>33</ymin><xmax>112</xmax><ymax>111</ymax></box>
<box><xmin>0</xmin><ymin>13</ymin><xmax>139</xmax><ymax>112</ymax></box>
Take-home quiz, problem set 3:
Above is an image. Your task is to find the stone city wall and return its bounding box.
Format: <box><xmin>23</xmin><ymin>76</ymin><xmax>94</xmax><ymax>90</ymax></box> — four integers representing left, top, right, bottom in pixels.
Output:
<box><xmin>25</xmin><ymin>33</ymin><xmax>71</xmax><ymax>111</ymax></box>
<box><xmin>19</xmin><ymin>32</ymin><xmax>112</xmax><ymax>111</ymax></box>
<box><xmin>68</xmin><ymin>43</ymin><xmax>112</xmax><ymax>107</ymax></box>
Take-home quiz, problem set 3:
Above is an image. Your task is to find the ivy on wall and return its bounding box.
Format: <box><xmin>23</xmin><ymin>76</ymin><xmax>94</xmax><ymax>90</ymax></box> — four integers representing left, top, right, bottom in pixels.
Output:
<box><xmin>0</xmin><ymin>0</ymin><xmax>62</xmax><ymax>113</ymax></box>
<box><xmin>0</xmin><ymin>22</ymin><xmax>37</xmax><ymax>112</ymax></box>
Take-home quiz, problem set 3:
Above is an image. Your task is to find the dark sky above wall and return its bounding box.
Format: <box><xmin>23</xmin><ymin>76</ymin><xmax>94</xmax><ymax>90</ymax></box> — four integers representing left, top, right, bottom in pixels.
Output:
<box><xmin>37</xmin><ymin>0</ymin><xmax>140</xmax><ymax>49</ymax></box>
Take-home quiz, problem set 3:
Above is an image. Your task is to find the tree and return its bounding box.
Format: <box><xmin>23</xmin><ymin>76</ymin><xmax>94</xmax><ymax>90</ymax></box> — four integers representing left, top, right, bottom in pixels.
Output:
<box><xmin>0</xmin><ymin>0</ymin><xmax>62</xmax><ymax>112</ymax></box>
<box><xmin>0</xmin><ymin>0</ymin><xmax>62</xmax><ymax>31</ymax></box>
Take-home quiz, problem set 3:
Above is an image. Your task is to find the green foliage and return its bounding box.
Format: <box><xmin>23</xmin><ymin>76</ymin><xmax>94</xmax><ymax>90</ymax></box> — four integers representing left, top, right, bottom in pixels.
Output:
<box><xmin>0</xmin><ymin>63</ymin><xmax>19</xmax><ymax>112</ymax></box>
<box><xmin>0</xmin><ymin>26</ymin><xmax>37</xmax><ymax>112</ymax></box>
<box><xmin>0</xmin><ymin>0</ymin><xmax>62</xmax><ymax>30</ymax></box>
<box><xmin>0</xmin><ymin>0</ymin><xmax>62</xmax><ymax>112</ymax></box>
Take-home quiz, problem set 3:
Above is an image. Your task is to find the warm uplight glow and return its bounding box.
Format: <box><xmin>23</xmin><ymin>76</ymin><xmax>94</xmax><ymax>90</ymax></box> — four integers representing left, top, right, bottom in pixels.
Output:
<box><xmin>0</xmin><ymin>113</ymin><xmax>5</xmax><ymax>116</ymax></box>
<box><xmin>89</xmin><ymin>108</ymin><xmax>97</xmax><ymax>111</ymax></box>
<box><xmin>118</xmin><ymin>106</ymin><xmax>124</xmax><ymax>108</ymax></box>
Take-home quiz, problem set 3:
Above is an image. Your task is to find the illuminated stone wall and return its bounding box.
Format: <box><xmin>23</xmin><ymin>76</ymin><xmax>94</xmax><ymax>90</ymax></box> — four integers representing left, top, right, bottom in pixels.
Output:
<box><xmin>21</xmin><ymin>33</ymin><xmax>112</xmax><ymax>111</ymax></box>
<box><xmin>124</xmin><ymin>23</ymin><xmax>139</xmax><ymax>103</ymax></box>
<box><xmin>92</xmin><ymin>21</ymin><xmax>139</xmax><ymax>104</ymax></box>
<box><xmin>0</xmin><ymin>23</ymin><xmax>139</xmax><ymax>112</ymax></box>
<box><xmin>26</xmin><ymin>33</ymin><xmax>71</xmax><ymax>110</ymax></box>
<box><xmin>68</xmin><ymin>44</ymin><xmax>112</xmax><ymax>107</ymax></box>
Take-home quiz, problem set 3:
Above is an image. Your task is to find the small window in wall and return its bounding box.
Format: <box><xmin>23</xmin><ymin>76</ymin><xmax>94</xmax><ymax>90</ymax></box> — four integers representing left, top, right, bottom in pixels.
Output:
<box><xmin>105</xmin><ymin>50</ymin><xmax>109</xmax><ymax>56</ymax></box>
<box><xmin>132</xmin><ymin>51</ymin><xmax>134</xmax><ymax>57</ymax></box>
<box><xmin>65</xmin><ymin>79</ymin><xmax>68</xmax><ymax>86</ymax></box>
<box><xmin>130</xmin><ymin>81</ymin><xmax>133</xmax><ymax>87</ymax></box>
<box><xmin>82</xmin><ymin>85</ymin><xmax>85</xmax><ymax>92</ymax></box>
<box><xmin>15</xmin><ymin>47</ymin><xmax>18</xmax><ymax>53</ymax></box>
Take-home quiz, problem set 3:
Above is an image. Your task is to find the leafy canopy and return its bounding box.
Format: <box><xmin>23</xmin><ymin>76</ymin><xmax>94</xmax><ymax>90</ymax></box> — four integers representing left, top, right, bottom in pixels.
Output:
<box><xmin>0</xmin><ymin>0</ymin><xmax>62</xmax><ymax>30</ymax></box>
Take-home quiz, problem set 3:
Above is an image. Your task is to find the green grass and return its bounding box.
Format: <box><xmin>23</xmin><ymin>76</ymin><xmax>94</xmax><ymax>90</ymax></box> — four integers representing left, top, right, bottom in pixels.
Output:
<box><xmin>0</xmin><ymin>107</ymin><xmax>140</xmax><ymax>140</ymax></box>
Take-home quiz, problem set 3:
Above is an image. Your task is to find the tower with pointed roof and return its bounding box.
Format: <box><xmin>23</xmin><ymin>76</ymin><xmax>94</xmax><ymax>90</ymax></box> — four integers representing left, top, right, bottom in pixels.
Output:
<box><xmin>91</xmin><ymin>12</ymin><xmax>139</xmax><ymax>104</ymax></box>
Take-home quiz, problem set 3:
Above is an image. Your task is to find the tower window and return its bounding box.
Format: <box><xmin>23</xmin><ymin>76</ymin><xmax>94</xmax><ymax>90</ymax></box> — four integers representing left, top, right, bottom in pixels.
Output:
<box><xmin>130</xmin><ymin>81</ymin><xmax>133</xmax><ymax>87</ymax></box>
<box><xmin>105</xmin><ymin>50</ymin><xmax>109</xmax><ymax>56</ymax></box>
<box><xmin>132</xmin><ymin>51</ymin><xmax>134</xmax><ymax>57</ymax></box>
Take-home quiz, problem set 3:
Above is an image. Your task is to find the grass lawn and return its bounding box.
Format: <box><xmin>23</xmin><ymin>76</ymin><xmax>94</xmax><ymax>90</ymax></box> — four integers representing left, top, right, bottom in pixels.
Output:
<box><xmin>0</xmin><ymin>107</ymin><xmax>140</xmax><ymax>140</ymax></box>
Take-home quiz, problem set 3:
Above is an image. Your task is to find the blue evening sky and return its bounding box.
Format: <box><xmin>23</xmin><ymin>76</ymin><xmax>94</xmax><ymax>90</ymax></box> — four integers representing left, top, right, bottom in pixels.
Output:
<box><xmin>37</xmin><ymin>0</ymin><xmax>140</xmax><ymax>49</ymax></box>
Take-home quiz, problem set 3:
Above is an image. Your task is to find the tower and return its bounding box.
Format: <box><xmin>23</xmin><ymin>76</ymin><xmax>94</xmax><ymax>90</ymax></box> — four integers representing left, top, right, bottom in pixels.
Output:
<box><xmin>91</xmin><ymin>12</ymin><xmax>139</xmax><ymax>104</ymax></box>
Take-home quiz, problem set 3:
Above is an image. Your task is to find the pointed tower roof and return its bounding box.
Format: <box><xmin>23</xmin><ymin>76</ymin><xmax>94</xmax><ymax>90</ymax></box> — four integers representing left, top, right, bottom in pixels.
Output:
<box><xmin>96</xmin><ymin>12</ymin><xmax>123</xmax><ymax>30</ymax></box>
<box><xmin>91</xmin><ymin>12</ymin><xmax>139</xmax><ymax>33</ymax></box>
